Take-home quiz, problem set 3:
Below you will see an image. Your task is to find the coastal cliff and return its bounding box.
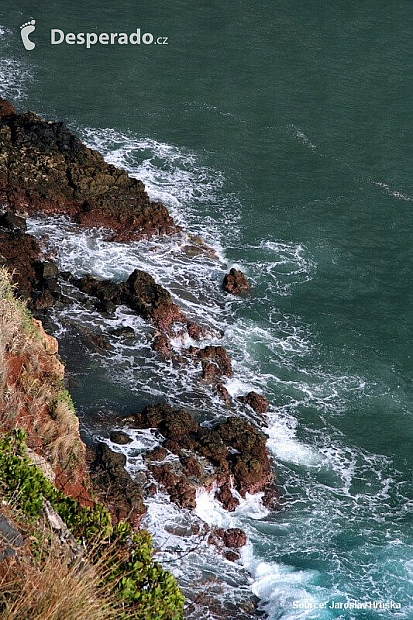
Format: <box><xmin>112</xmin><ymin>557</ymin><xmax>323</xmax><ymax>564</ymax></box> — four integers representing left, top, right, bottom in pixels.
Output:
<box><xmin>0</xmin><ymin>97</ymin><xmax>278</xmax><ymax>618</ymax></box>
<box><xmin>0</xmin><ymin>267</ymin><xmax>184</xmax><ymax>619</ymax></box>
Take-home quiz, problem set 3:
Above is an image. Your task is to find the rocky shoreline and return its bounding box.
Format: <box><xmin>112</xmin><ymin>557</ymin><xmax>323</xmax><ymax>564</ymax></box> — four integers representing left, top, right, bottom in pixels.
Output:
<box><xmin>0</xmin><ymin>97</ymin><xmax>278</xmax><ymax>617</ymax></box>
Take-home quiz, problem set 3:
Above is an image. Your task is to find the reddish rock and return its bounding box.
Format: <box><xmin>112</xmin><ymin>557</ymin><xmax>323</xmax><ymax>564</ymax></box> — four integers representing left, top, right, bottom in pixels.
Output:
<box><xmin>223</xmin><ymin>268</ymin><xmax>249</xmax><ymax>295</ymax></box>
<box><xmin>216</xmin><ymin>383</ymin><xmax>232</xmax><ymax>406</ymax></box>
<box><xmin>0</xmin><ymin>98</ymin><xmax>16</xmax><ymax>118</ymax></box>
<box><xmin>152</xmin><ymin>333</ymin><xmax>173</xmax><ymax>358</ymax></box>
<box><xmin>189</xmin><ymin>345</ymin><xmax>233</xmax><ymax>383</ymax></box>
<box><xmin>238</xmin><ymin>391</ymin><xmax>269</xmax><ymax>415</ymax></box>
<box><xmin>71</xmin><ymin>269</ymin><xmax>205</xmax><ymax>338</ymax></box>
<box><xmin>146</xmin><ymin>446</ymin><xmax>168</xmax><ymax>462</ymax></box>
<box><xmin>215</xmin><ymin>483</ymin><xmax>240</xmax><ymax>512</ymax></box>
<box><xmin>0</xmin><ymin>105</ymin><xmax>178</xmax><ymax>241</ymax></box>
<box><xmin>123</xmin><ymin>403</ymin><xmax>278</xmax><ymax>513</ymax></box>
<box><xmin>148</xmin><ymin>464</ymin><xmax>197</xmax><ymax>509</ymax></box>
<box><xmin>222</xmin><ymin>528</ymin><xmax>247</xmax><ymax>548</ymax></box>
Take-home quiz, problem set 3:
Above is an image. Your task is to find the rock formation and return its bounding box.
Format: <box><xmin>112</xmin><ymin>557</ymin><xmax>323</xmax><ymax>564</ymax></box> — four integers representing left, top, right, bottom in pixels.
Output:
<box><xmin>0</xmin><ymin>99</ymin><xmax>177</xmax><ymax>241</ymax></box>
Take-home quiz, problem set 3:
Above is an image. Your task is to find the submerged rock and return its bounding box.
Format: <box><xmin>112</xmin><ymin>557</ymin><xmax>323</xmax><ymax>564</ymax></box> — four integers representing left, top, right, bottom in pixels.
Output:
<box><xmin>0</xmin><ymin>103</ymin><xmax>177</xmax><ymax>241</ymax></box>
<box><xmin>223</xmin><ymin>268</ymin><xmax>249</xmax><ymax>295</ymax></box>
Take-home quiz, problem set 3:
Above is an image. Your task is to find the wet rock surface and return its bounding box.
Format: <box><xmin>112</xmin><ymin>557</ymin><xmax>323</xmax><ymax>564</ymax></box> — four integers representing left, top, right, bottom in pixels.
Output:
<box><xmin>93</xmin><ymin>442</ymin><xmax>145</xmax><ymax>527</ymax></box>
<box><xmin>223</xmin><ymin>268</ymin><xmax>249</xmax><ymax>295</ymax></box>
<box><xmin>0</xmin><ymin>225</ymin><xmax>64</xmax><ymax>310</ymax></box>
<box><xmin>238</xmin><ymin>391</ymin><xmax>269</xmax><ymax>415</ymax></box>
<box><xmin>0</xmin><ymin>105</ymin><xmax>177</xmax><ymax>241</ymax></box>
<box><xmin>0</xmin><ymin>97</ymin><xmax>16</xmax><ymax>119</ymax></box>
<box><xmin>69</xmin><ymin>269</ymin><xmax>205</xmax><ymax>336</ymax></box>
<box><xmin>123</xmin><ymin>403</ymin><xmax>278</xmax><ymax>513</ymax></box>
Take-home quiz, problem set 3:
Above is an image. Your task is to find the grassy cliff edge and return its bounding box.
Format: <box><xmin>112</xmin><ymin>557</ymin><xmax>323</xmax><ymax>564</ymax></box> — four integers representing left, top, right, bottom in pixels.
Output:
<box><xmin>0</xmin><ymin>268</ymin><xmax>184</xmax><ymax>619</ymax></box>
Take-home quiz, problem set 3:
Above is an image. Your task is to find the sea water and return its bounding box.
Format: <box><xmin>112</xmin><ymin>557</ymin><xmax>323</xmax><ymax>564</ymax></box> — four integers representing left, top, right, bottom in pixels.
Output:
<box><xmin>0</xmin><ymin>1</ymin><xmax>412</xmax><ymax>617</ymax></box>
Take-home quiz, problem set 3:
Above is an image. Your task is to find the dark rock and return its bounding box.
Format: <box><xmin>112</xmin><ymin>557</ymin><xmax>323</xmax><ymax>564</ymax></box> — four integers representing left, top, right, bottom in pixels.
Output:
<box><xmin>93</xmin><ymin>442</ymin><xmax>145</xmax><ymax>526</ymax></box>
<box><xmin>38</xmin><ymin>260</ymin><xmax>59</xmax><ymax>281</ymax></box>
<box><xmin>72</xmin><ymin>270</ymin><xmax>202</xmax><ymax>337</ymax></box>
<box><xmin>109</xmin><ymin>430</ymin><xmax>132</xmax><ymax>445</ymax></box>
<box><xmin>121</xmin><ymin>403</ymin><xmax>278</xmax><ymax>513</ymax></box>
<box><xmin>0</xmin><ymin>210</ymin><xmax>27</xmax><ymax>231</ymax></box>
<box><xmin>238</xmin><ymin>391</ymin><xmax>269</xmax><ymax>415</ymax></box>
<box><xmin>224</xmin><ymin>550</ymin><xmax>240</xmax><ymax>562</ymax></box>
<box><xmin>223</xmin><ymin>268</ymin><xmax>249</xmax><ymax>295</ymax></box>
<box><xmin>0</xmin><ymin>229</ymin><xmax>41</xmax><ymax>299</ymax></box>
<box><xmin>110</xmin><ymin>326</ymin><xmax>135</xmax><ymax>338</ymax></box>
<box><xmin>0</xmin><ymin>512</ymin><xmax>24</xmax><ymax>560</ymax></box>
<box><xmin>125</xmin><ymin>269</ymin><xmax>186</xmax><ymax>331</ymax></box>
<box><xmin>0</xmin><ymin>105</ymin><xmax>178</xmax><ymax>241</ymax></box>
<box><xmin>0</xmin><ymin>98</ymin><xmax>16</xmax><ymax>119</ymax></box>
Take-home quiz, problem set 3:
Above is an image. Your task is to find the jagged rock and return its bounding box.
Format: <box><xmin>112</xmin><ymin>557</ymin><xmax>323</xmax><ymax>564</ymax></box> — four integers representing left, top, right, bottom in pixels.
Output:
<box><xmin>0</xmin><ymin>103</ymin><xmax>177</xmax><ymax>241</ymax></box>
<box><xmin>0</xmin><ymin>228</ymin><xmax>65</xmax><ymax>310</ymax></box>
<box><xmin>110</xmin><ymin>326</ymin><xmax>135</xmax><ymax>338</ymax></box>
<box><xmin>208</xmin><ymin>527</ymin><xmax>247</xmax><ymax>549</ymax></box>
<box><xmin>124</xmin><ymin>404</ymin><xmax>278</xmax><ymax>513</ymax></box>
<box><xmin>37</xmin><ymin>260</ymin><xmax>59</xmax><ymax>281</ymax></box>
<box><xmin>41</xmin><ymin>499</ymin><xmax>85</xmax><ymax>564</ymax></box>
<box><xmin>72</xmin><ymin>270</ymin><xmax>204</xmax><ymax>338</ymax></box>
<box><xmin>189</xmin><ymin>345</ymin><xmax>233</xmax><ymax>383</ymax></box>
<box><xmin>223</xmin><ymin>268</ymin><xmax>249</xmax><ymax>295</ymax></box>
<box><xmin>0</xmin><ymin>512</ymin><xmax>24</xmax><ymax>560</ymax></box>
<box><xmin>222</xmin><ymin>528</ymin><xmax>247</xmax><ymax>548</ymax></box>
<box><xmin>152</xmin><ymin>332</ymin><xmax>173</xmax><ymax>357</ymax></box>
<box><xmin>216</xmin><ymin>383</ymin><xmax>232</xmax><ymax>406</ymax></box>
<box><xmin>125</xmin><ymin>269</ymin><xmax>186</xmax><ymax>331</ymax></box>
<box><xmin>215</xmin><ymin>483</ymin><xmax>240</xmax><ymax>511</ymax></box>
<box><xmin>0</xmin><ymin>229</ymin><xmax>41</xmax><ymax>299</ymax></box>
<box><xmin>109</xmin><ymin>430</ymin><xmax>132</xmax><ymax>445</ymax></box>
<box><xmin>237</xmin><ymin>391</ymin><xmax>269</xmax><ymax>415</ymax></box>
<box><xmin>94</xmin><ymin>442</ymin><xmax>145</xmax><ymax>526</ymax></box>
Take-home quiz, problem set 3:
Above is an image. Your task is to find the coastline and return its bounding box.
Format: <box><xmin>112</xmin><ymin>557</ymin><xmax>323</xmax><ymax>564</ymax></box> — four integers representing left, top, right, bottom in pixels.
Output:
<box><xmin>0</xmin><ymin>97</ymin><xmax>277</xmax><ymax>618</ymax></box>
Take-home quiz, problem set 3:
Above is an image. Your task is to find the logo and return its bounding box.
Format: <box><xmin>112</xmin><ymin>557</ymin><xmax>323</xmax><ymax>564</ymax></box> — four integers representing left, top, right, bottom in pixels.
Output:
<box><xmin>19</xmin><ymin>21</ymin><xmax>169</xmax><ymax>51</ymax></box>
<box><xmin>20</xmin><ymin>19</ymin><xmax>36</xmax><ymax>50</ymax></box>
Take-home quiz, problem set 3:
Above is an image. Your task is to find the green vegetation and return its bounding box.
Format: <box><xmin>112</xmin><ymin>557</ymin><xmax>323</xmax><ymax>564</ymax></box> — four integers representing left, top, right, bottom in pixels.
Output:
<box><xmin>0</xmin><ymin>430</ymin><xmax>184</xmax><ymax>619</ymax></box>
<box><xmin>0</xmin><ymin>268</ymin><xmax>184</xmax><ymax>619</ymax></box>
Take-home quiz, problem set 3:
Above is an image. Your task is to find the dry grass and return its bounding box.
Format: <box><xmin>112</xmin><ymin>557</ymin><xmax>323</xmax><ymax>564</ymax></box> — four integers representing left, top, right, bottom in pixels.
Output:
<box><xmin>0</xmin><ymin>517</ymin><xmax>118</xmax><ymax>620</ymax></box>
<box><xmin>0</xmin><ymin>268</ymin><xmax>85</xmax><ymax>479</ymax></box>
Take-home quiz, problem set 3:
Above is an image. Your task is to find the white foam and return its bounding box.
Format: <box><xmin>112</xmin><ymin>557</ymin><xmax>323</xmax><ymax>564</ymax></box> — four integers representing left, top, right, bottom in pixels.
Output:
<box><xmin>371</xmin><ymin>180</ymin><xmax>413</xmax><ymax>202</ymax></box>
<box><xmin>72</xmin><ymin>125</ymin><xmax>241</xmax><ymax>248</ymax></box>
<box><xmin>287</xmin><ymin>124</ymin><xmax>317</xmax><ymax>151</ymax></box>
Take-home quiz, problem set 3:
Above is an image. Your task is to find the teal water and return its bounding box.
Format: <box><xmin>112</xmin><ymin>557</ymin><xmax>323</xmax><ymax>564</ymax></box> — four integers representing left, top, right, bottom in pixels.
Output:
<box><xmin>1</xmin><ymin>1</ymin><xmax>412</xmax><ymax>617</ymax></box>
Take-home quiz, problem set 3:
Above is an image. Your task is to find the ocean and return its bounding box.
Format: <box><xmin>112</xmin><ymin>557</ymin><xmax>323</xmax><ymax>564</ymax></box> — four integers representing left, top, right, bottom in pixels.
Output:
<box><xmin>0</xmin><ymin>0</ymin><xmax>412</xmax><ymax>617</ymax></box>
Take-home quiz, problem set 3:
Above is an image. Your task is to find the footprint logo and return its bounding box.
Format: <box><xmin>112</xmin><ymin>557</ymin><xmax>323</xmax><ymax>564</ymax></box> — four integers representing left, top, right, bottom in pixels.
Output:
<box><xmin>20</xmin><ymin>20</ymin><xmax>36</xmax><ymax>51</ymax></box>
